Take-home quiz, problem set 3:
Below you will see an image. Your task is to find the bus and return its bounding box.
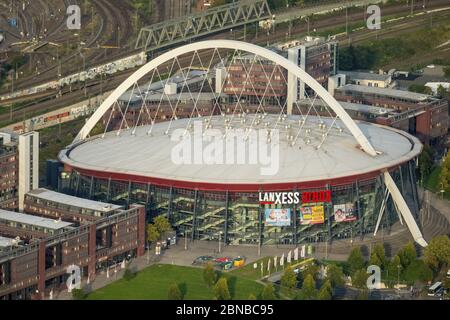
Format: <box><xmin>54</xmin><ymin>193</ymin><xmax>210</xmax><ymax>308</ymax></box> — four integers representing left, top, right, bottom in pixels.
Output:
<box><xmin>428</xmin><ymin>281</ymin><xmax>443</xmax><ymax>297</ymax></box>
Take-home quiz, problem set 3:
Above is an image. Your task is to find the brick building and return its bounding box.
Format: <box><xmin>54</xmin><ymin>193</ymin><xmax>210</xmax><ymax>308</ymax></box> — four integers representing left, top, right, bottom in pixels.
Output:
<box><xmin>334</xmin><ymin>84</ymin><xmax>449</xmax><ymax>147</ymax></box>
<box><xmin>0</xmin><ymin>202</ymin><xmax>146</xmax><ymax>300</ymax></box>
<box><xmin>0</xmin><ymin>135</ymin><xmax>18</xmax><ymax>210</ymax></box>
<box><xmin>24</xmin><ymin>188</ymin><xmax>123</xmax><ymax>225</ymax></box>
<box><xmin>222</xmin><ymin>54</ymin><xmax>288</xmax><ymax>107</ymax></box>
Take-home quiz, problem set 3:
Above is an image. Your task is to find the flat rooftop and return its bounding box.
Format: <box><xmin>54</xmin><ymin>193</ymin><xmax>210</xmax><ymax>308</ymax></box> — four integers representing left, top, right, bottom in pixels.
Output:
<box><xmin>0</xmin><ymin>236</ymin><xmax>15</xmax><ymax>248</ymax></box>
<box><xmin>123</xmin><ymin>92</ymin><xmax>223</xmax><ymax>105</ymax></box>
<box><xmin>118</xmin><ymin>70</ymin><xmax>209</xmax><ymax>103</ymax></box>
<box><xmin>59</xmin><ymin>115</ymin><xmax>422</xmax><ymax>188</ymax></box>
<box><xmin>337</xmin><ymin>84</ymin><xmax>432</xmax><ymax>102</ymax></box>
<box><xmin>298</xmin><ymin>99</ymin><xmax>393</xmax><ymax>116</ymax></box>
<box><xmin>340</xmin><ymin>71</ymin><xmax>391</xmax><ymax>82</ymax></box>
<box><xmin>27</xmin><ymin>188</ymin><xmax>123</xmax><ymax>213</ymax></box>
<box><xmin>0</xmin><ymin>209</ymin><xmax>73</xmax><ymax>230</ymax></box>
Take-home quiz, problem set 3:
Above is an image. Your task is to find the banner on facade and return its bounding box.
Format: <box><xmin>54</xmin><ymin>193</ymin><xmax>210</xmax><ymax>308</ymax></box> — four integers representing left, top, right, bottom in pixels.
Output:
<box><xmin>265</xmin><ymin>208</ymin><xmax>291</xmax><ymax>226</ymax></box>
<box><xmin>333</xmin><ymin>203</ymin><xmax>357</xmax><ymax>222</ymax></box>
<box><xmin>299</xmin><ymin>206</ymin><xmax>325</xmax><ymax>225</ymax></box>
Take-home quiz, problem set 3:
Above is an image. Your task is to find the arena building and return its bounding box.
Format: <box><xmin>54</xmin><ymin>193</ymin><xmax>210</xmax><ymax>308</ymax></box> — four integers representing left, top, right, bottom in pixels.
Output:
<box><xmin>58</xmin><ymin>40</ymin><xmax>428</xmax><ymax>248</ymax></box>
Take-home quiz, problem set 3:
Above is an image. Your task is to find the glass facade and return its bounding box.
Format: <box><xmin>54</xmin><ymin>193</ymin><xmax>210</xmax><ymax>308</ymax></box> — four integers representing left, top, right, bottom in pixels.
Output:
<box><xmin>60</xmin><ymin>160</ymin><xmax>420</xmax><ymax>246</ymax></box>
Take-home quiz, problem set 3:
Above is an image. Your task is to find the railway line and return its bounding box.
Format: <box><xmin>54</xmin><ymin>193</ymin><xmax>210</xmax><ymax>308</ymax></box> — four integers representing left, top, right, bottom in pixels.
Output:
<box><xmin>2</xmin><ymin>0</ymin><xmax>450</xmax><ymax>128</ymax></box>
<box><xmin>1</xmin><ymin>0</ymin><xmax>141</xmax><ymax>94</ymax></box>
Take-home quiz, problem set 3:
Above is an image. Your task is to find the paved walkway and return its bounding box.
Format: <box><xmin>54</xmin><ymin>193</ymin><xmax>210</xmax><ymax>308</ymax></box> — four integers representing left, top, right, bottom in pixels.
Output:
<box><xmin>419</xmin><ymin>187</ymin><xmax>450</xmax><ymax>223</ymax></box>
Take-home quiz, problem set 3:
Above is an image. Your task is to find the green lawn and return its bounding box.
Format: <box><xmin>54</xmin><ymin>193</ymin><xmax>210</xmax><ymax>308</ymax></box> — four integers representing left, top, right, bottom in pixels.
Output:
<box><xmin>86</xmin><ymin>264</ymin><xmax>264</xmax><ymax>300</ymax></box>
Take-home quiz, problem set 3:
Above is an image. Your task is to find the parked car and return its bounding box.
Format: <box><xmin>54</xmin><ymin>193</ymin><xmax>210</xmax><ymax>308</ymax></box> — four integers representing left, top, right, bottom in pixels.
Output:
<box><xmin>192</xmin><ymin>255</ymin><xmax>214</xmax><ymax>265</ymax></box>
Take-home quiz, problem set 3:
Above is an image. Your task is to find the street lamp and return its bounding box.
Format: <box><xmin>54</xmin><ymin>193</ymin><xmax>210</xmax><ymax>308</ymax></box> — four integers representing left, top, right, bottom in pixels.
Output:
<box><xmin>305</xmin><ymin>16</ymin><xmax>310</xmax><ymax>36</ymax></box>
<box><xmin>218</xmin><ymin>231</ymin><xmax>223</xmax><ymax>254</ymax></box>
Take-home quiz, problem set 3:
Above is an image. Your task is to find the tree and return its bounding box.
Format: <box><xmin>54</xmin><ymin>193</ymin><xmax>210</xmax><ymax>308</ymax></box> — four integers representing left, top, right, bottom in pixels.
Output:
<box><xmin>398</xmin><ymin>242</ymin><xmax>417</xmax><ymax>269</ymax></box>
<box><xmin>444</xmin><ymin>66</ymin><xmax>450</xmax><ymax>78</ymax></box>
<box><xmin>386</xmin><ymin>255</ymin><xmax>401</xmax><ymax>288</ymax></box>
<box><xmin>418</xmin><ymin>144</ymin><xmax>433</xmax><ymax>182</ymax></box>
<box><xmin>214</xmin><ymin>277</ymin><xmax>231</xmax><ymax>300</ymax></box>
<box><xmin>302</xmin><ymin>263</ymin><xmax>320</xmax><ymax>281</ymax></box>
<box><xmin>168</xmin><ymin>283</ymin><xmax>183</xmax><ymax>300</ymax></box>
<box><xmin>153</xmin><ymin>215</ymin><xmax>172</xmax><ymax>235</ymax></box>
<box><xmin>123</xmin><ymin>268</ymin><xmax>136</xmax><ymax>281</ymax></box>
<box><xmin>352</xmin><ymin>269</ymin><xmax>369</xmax><ymax>289</ymax></box>
<box><xmin>261</xmin><ymin>284</ymin><xmax>276</xmax><ymax>300</ymax></box>
<box><xmin>297</xmin><ymin>274</ymin><xmax>318</xmax><ymax>300</ymax></box>
<box><xmin>441</xmin><ymin>151</ymin><xmax>450</xmax><ymax>194</ymax></box>
<box><xmin>318</xmin><ymin>280</ymin><xmax>333</xmax><ymax>300</ymax></box>
<box><xmin>325</xmin><ymin>264</ymin><xmax>345</xmax><ymax>288</ymax></box>
<box><xmin>248</xmin><ymin>293</ymin><xmax>257</xmax><ymax>300</ymax></box>
<box><xmin>147</xmin><ymin>224</ymin><xmax>160</xmax><ymax>243</ymax></box>
<box><xmin>338</xmin><ymin>44</ymin><xmax>355</xmax><ymax>70</ymax></box>
<box><xmin>203</xmin><ymin>262</ymin><xmax>217</xmax><ymax>287</ymax></box>
<box><xmin>424</xmin><ymin>235</ymin><xmax>450</xmax><ymax>272</ymax></box>
<box><xmin>369</xmin><ymin>243</ymin><xmax>386</xmax><ymax>270</ymax></box>
<box><xmin>403</xmin><ymin>260</ymin><xmax>433</xmax><ymax>285</ymax></box>
<box><xmin>280</xmin><ymin>266</ymin><xmax>297</xmax><ymax>289</ymax></box>
<box><xmin>409</xmin><ymin>84</ymin><xmax>432</xmax><ymax>95</ymax></box>
<box><xmin>347</xmin><ymin>247</ymin><xmax>365</xmax><ymax>276</ymax></box>
<box><xmin>436</xmin><ymin>84</ymin><xmax>449</xmax><ymax>98</ymax></box>
<box><xmin>71</xmin><ymin>288</ymin><xmax>86</xmax><ymax>300</ymax></box>
<box><xmin>439</xmin><ymin>166</ymin><xmax>450</xmax><ymax>194</ymax></box>
<box><xmin>357</xmin><ymin>289</ymin><xmax>369</xmax><ymax>300</ymax></box>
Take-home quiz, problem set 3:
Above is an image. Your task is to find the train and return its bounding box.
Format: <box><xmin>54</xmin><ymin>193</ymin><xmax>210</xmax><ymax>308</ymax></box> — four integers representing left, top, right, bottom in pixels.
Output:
<box><xmin>12</xmin><ymin>104</ymin><xmax>96</xmax><ymax>133</ymax></box>
<box><xmin>0</xmin><ymin>51</ymin><xmax>147</xmax><ymax>101</ymax></box>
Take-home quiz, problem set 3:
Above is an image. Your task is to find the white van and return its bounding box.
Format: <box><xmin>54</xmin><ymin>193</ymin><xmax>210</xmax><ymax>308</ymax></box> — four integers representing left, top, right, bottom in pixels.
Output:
<box><xmin>428</xmin><ymin>282</ymin><xmax>443</xmax><ymax>297</ymax></box>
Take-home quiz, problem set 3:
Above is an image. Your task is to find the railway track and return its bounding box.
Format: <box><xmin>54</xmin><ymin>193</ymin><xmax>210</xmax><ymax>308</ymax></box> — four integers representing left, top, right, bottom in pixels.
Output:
<box><xmin>1</xmin><ymin>0</ymin><xmax>139</xmax><ymax>93</ymax></box>
<box><xmin>3</xmin><ymin>0</ymin><xmax>450</xmax><ymax>123</ymax></box>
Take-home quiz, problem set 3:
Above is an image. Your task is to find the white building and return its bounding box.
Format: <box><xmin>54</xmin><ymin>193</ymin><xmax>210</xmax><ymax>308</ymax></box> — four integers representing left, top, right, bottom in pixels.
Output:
<box><xmin>340</xmin><ymin>70</ymin><xmax>392</xmax><ymax>88</ymax></box>
<box><xmin>284</xmin><ymin>37</ymin><xmax>338</xmax><ymax>113</ymax></box>
<box><xmin>18</xmin><ymin>131</ymin><xmax>39</xmax><ymax>211</ymax></box>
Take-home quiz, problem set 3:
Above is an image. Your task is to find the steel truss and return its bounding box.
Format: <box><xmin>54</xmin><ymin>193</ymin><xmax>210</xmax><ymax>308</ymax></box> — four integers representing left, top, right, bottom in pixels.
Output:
<box><xmin>135</xmin><ymin>0</ymin><xmax>272</xmax><ymax>52</ymax></box>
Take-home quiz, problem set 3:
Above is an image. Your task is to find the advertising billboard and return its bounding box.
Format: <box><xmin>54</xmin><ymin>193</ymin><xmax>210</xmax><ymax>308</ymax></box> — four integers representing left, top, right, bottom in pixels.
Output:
<box><xmin>333</xmin><ymin>203</ymin><xmax>357</xmax><ymax>222</ymax></box>
<box><xmin>299</xmin><ymin>206</ymin><xmax>325</xmax><ymax>225</ymax></box>
<box><xmin>265</xmin><ymin>208</ymin><xmax>291</xmax><ymax>226</ymax></box>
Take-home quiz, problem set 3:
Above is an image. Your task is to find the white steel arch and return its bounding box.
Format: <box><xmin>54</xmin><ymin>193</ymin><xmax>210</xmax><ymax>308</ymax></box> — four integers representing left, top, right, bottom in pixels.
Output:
<box><xmin>74</xmin><ymin>40</ymin><xmax>377</xmax><ymax>156</ymax></box>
